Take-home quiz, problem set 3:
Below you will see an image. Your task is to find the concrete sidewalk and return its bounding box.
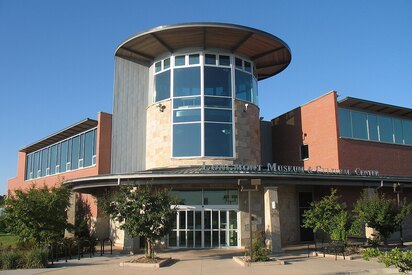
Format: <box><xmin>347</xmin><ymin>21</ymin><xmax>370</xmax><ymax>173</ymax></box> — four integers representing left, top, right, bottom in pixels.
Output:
<box><xmin>0</xmin><ymin>248</ymin><xmax>401</xmax><ymax>275</ymax></box>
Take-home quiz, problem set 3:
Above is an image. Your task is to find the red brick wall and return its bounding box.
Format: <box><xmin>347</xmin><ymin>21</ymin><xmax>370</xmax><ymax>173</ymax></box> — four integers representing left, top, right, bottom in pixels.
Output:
<box><xmin>338</xmin><ymin>138</ymin><xmax>412</xmax><ymax>176</ymax></box>
<box><xmin>7</xmin><ymin>112</ymin><xmax>112</xmax><ymax>218</ymax></box>
<box><xmin>272</xmin><ymin>91</ymin><xmax>340</xmax><ymax>169</ymax></box>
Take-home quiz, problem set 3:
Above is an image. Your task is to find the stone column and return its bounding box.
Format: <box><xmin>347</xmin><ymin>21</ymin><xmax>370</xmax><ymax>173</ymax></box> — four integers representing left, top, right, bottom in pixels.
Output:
<box><xmin>65</xmin><ymin>192</ymin><xmax>76</xmax><ymax>238</ymax></box>
<box><xmin>264</xmin><ymin>187</ymin><xmax>282</xmax><ymax>252</ymax></box>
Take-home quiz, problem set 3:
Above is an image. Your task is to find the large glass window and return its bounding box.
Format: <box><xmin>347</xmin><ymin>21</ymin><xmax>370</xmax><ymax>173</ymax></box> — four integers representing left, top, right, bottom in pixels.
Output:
<box><xmin>393</xmin><ymin>119</ymin><xmax>403</xmax><ymax>144</ymax></box>
<box><xmin>174</xmin><ymin>67</ymin><xmax>200</xmax><ymax>97</ymax></box>
<box><xmin>352</xmin><ymin>111</ymin><xmax>368</xmax><ymax>139</ymax></box>
<box><xmin>204</xmin><ymin>67</ymin><xmax>231</xmax><ymax>97</ymax></box>
<box><xmin>84</xmin><ymin>130</ymin><xmax>94</xmax><ymax>167</ymax></box>
<box><xmin>205</xmin><ymin>123</ymin><xmax>233</xmax><ymax>157</ymax></box>
<box><xmin>368</xmin><ymin>114</ymin><xmax>379</xmax><ymax>141</ymax></box>
<box><xmin>338</xmin><ymin>108</ymin><xmax>352</xmax><ymax>137</ymax></box>
<box><xmin>158</xmin><ymin>53</ymin><xmax>257</xmax><ymax>158</ymax></box>
<box><xmin>404</xmin><ymin>120</ymin><xmax>412</xmax><ymax>145</ymax></box>
<box><xmin>338</xmin><ymin>108</ymin><xmax>412</xmax><ymax>146</ymax></box>
<box><xmin>173</xmin><ymin>123</ymin><xmax>201</xmax><ymax>157</ymax></box>
<box><xmin>155</xmin><ymin>70</ymin><xmax>170</xmax><ymax>102</ymax></box>
<box><xmin>24</xmin><ymin>128</ymin><xmax>97</xmax><ymax>180</ymax></box>
<box><xmin>379</xmin><ymin>116</ymin><xmax>393</xmax><ymax>143</ymax></box>
<box><xmin>235</xmin><ymin>70</ymin><xmax>253</xmax><ymax>102</ymax></box>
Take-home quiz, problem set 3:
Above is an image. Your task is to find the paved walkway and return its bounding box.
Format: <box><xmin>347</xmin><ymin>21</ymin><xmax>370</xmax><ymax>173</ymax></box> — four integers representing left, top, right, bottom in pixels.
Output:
<box><xmin>0</xmin><ymin>248</ymin><xmax>402</xmax><ymax>275</ymax></box>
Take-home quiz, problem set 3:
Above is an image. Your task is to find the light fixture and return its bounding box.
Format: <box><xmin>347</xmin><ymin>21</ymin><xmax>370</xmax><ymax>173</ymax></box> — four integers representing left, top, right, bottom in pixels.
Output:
<box><xmin>157</xmin><ymin>103</ymin><xmax>166</xmax><ymax>112</ymax></box>
<box><xmin>244</xmin><ymin>103</ymin><xmax>249</xmax><ymax>112</ymax></box>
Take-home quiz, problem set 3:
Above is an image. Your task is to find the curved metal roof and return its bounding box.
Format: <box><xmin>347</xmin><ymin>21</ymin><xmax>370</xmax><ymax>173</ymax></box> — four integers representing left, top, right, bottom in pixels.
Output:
<box><xmin>115</xmin><ymin>22</ymin><xmax>291</xmax><ymax>80</ymax></box>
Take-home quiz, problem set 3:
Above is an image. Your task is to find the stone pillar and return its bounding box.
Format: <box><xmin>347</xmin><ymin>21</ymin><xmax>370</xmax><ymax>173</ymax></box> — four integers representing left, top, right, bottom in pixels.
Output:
<box><xmin>264</xmin><ymin>187</ymin><xmax>282</xmax><ymax>253</ymax></box>
<box><xmin>65</xmin><ymin>192</ymin><xmax>76</xmax><ymax>238</ymax></box>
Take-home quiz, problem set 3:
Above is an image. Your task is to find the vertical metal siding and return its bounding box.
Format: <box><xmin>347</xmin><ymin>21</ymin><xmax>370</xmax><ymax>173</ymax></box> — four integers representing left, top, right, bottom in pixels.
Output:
<box><xmin>111</xmin><ymin>57</ymin><xmax>149</xmax><ymax>173</ymax></box>
<box><xmin>260</xmin><ymin>121</ymin><xmax>273</xmax><ymax>165</ymax></box>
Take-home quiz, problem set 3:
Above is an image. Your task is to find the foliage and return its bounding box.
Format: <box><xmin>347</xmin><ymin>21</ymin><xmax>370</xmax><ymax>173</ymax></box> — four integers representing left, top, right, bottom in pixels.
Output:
<box><xmin>302</xmin><ymin>189</ymin><xmax>353</xmax><ymax>242</ymax></box>
<box><xmin>74</xmin><ymin>195</ymin><xmax>93</xmax><ymax>239</ymax></box>
<box><xmin>24</xmin><ymin>247</ymin><xmax>48</xmax><ymax>268</ymax></box>
<box><xmin>0</xmin><ymin>250</ymin><xmax>23</xmax><ymax>269</ymax></box>
<box><xmin>361</xmin><ymin>248</ymin><xmax>382</xmax><ymax>261</ymax></box>
<box><xmin>378</xmin><ymin>248</ymin><xmax>412</xmax><ymax>274</ymax></box>
<box><xmin>99</xmin><ymin>185</ymin><xmax>179</xmax><ymax>258</ymax></box>
<box><xmin>250</xmin><ymin>232</ymin><xmax>270</xmax><ymax>262</ymax></box>
<box><xmin>353</xmin><ymin>191</ymin><xmax>412</xmax><ymax>244</ymax></box>
<box><xmin>3</xmin><ymin>185</ymin><xmax>71</xmax><ymax>245</ymax></box>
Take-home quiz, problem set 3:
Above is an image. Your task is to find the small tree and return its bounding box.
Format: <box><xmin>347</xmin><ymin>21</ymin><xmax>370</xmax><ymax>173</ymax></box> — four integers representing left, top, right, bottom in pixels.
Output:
<box><xmin>4</xmin><ymin>185</ymin><xmax>71</xmax><ymax>245</ymax></box>
<box><xmin>302</xmin><ymin>189</ymin><xmax>351</xmax><ymax>241</ymax></box>
<box><xmin>100</xmin><ymin>185</ymin><xmax>179</xmax><ymax>259</ymax></box>
<box><xmin>353</xmin><ymin>191</ymin><xmax>412</xmax><ymax>245</ymax></box>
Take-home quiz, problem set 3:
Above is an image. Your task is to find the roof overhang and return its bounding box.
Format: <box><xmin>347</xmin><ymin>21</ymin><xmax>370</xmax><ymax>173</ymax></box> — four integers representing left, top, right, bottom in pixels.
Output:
<box><xmin>65</xmin><ymin>167</ymin><xmax>412</xmax><ymax>192</ymax></box>
<box><xmin>20</xmin><ymin>118</ymin><xmax>98</xmax><ymax>153</ymax></box>
<box><xmin>115</xmin><ymin>22</ymin><xmax>291</xmax><ymax>80</ymax></box>
<box><xmin>338</xmin><ymin>97</ymin><xmax>412</xmax><ymax>119</ymax></box>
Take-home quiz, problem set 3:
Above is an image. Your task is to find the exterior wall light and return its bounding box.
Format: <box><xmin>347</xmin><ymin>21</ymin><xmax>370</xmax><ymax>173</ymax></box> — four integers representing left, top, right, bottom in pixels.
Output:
<box><xmin>157</xmin><ymin>103</ymin><xmax>166</xmax><ymax>112</ymax></box>
<box><xmin>244</xmin><ymin>103</ymin><xmax>249</xmax><ymax>112</ymax></box>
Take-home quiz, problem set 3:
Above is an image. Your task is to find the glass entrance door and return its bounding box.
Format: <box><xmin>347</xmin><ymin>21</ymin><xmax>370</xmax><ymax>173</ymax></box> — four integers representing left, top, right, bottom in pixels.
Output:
<box><xmin>169</xmin><ymin>208</ymin><xmax>238</xmax><ymax>248</ymax></box>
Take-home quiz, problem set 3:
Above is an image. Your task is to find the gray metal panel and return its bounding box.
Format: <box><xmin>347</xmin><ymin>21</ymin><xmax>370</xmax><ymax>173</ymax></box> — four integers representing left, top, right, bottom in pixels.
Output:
<box><xmin>111</xmin><ymin>57</ymin><xmax>149</xmax><ymax>173</ymax></box>
<box><xmin>260</xmin><ymin>121</ymin><xmax>273</xmax><ymax>165</ymax></box>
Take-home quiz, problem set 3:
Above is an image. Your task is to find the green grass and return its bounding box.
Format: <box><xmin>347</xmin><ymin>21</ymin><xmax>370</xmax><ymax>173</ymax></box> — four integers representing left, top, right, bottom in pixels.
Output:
<box><xmin>0</xmin><ymin>234</ymin><xmax>19</xmax><ymax>249</ymax></box>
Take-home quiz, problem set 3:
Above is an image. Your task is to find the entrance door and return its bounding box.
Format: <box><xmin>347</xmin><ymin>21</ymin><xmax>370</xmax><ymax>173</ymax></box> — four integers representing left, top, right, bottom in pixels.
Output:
<box><xmin>299</xmin><ymin>192</ymin><xmax>314</xmax><ymax>241</ymax></box>
<box><xmin>169</xmin><ymin>208</ymin><xmax>238</xmax><ymax>248</ymax></box>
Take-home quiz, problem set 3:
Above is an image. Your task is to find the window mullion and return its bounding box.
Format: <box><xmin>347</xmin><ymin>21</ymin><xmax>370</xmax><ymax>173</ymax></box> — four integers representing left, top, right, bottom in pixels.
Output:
<box><xmin>200</xmin><ymin>53</ymin><xmax>205</xmax><ymax>157</ymax></box>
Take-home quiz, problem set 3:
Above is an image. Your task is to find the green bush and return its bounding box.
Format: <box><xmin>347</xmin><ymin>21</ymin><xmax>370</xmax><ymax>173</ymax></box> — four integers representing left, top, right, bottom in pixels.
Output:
<box><xmin>378</xmin><ymin>248</ymin><xmax>412</xmax><ymax>274</ymax></box>
<box><xmin>1</xmin><ymin>250</ymin><xmax>23</xmax><ymax>269</ymax></box>
<box><xmin>24</xmin><ymin>247</ymin><xmax>48</xmax><ymax>268</ymax></box>
<box><xmin>361</xmin><ymin>248</ymin><xmax>382</xmax><ymax>261</ymax></box>
<box><xmin>251</xmin><ymin>233</ymin><xmax>270</xmax><ymax>262</ymax></box>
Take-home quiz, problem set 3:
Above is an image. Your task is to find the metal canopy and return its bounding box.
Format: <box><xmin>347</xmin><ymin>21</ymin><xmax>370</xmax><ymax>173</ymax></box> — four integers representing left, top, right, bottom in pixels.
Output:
<box><xmin>339</xmin><ymin>97</ymin><xmax>412</xmax><ymax>119</ymax></box>
<box><xmin>115</xmin><ymin>23</ymin><xmax>292</xmax><ymax>80</ymax></box>
<box><xmin>20</xmin><ymin>119</ymin><xmax>98</xmax><ymax>153</ymax></box>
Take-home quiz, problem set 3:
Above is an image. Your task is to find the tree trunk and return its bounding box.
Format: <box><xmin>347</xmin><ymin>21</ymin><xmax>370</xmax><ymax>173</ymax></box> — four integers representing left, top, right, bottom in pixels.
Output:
<box><xmin>146</xmin><ymin>240</ymin><xmax>151</xmax><ymax>258</ymax></box>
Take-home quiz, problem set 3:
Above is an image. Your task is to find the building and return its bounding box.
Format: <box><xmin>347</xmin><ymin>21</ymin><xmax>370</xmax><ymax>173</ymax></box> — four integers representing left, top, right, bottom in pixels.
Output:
<box><xmin>8</xmin><ymin>23</ymin><xmax>412</xmax><ymax>252</ymax></box>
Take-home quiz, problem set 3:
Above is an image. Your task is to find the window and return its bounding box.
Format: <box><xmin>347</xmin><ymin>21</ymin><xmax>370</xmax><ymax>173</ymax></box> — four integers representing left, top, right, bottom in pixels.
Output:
<box><xmin>155</xmin><ymin>70</ymin><xmax>170</xmax><ymax>102</ymax></box>
<box><xmin>338</xmin><ymin>108</ymin><xmax>352</xmax><ymax>137</ymax></box>
<box><xmin>300</xmin><ymin>144</ymin><xmax>309</xmax><ymax>160</ymax></box>
<box><xmin>404</xmin><ymin>120</ymin><xmax>412</xmax><ymax>145</ymax></box>
<box><xmin>379</xmin><ymin>116</ymin><xmax>393</xmax><ymax>143</ymax></box>
<box><xmin>235</xmin><ymin>70</ymin><xmax>253</xmax><ymax>102</ymax></box>
<box><xmin>204</xmin><ymin>67</ymin><xmax>231</xmax><ymax>97</ymax></box>
<box><xmin>338</xmin><ymin>108</ymin><xmax>412</xmax><ymax>146</ymax></box>
<box><xmin>351</xmin><ymin>111</ymin><xmax>368</xmax><ymax>139</ymax></box>
<box><xmin>173</xmin><ymin>123</ymin><xmax>201</xmax><ymax>157</ymax></box>
<box><xmin>24</xmin><ymin>128</ymin><xmax>97</xmax><ymax>180</ymax></box>
<box><xmin>174</xmin><ymin>67</ymin><xmax>200</xmax><ymax>97</ymax></box>
<box><xmin>204</xmin><ymin>123</ymin><xmax>232</xmax><ymax>157</ymax></box>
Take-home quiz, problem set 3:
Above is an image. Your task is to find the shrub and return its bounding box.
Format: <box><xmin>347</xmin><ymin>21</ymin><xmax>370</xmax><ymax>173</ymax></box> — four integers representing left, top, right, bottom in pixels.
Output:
<box><xmin>0</xmin><ymin>250</ymin><xmax>23</xmax><ymax>269</ymax></box>
<box><xmin>24</xmin><ymin>247</ymin><xmax>48</xmax><ymax>268</ymax></box>
<box><xmin>251</xmin><ymin>232</ymin><xmax>270</xmax><ymax>262</ymax></box>
<box><xmin>361</xmin><ymin>248</ymin><xmax>382</xmax><ymax>261</ymax></box>
<box><xmin>378</xmin><ymin>248</ymin><xmax>412</xmax><ymax>274</ymax></box>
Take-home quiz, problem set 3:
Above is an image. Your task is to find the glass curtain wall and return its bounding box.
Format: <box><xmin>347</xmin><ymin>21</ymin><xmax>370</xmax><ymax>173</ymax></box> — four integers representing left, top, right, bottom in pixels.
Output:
<box><xmin>25</xmin><ymin>128</ymin><xmax>97</xmax><ymax>180</ymax></box>
<box><xmin>338</xmin><ymin>108</ymin><xmax>412</xmax><ymax>145</ymax></box>
<box><xmin>153</xmin><ymin>52</ymin><xmax>258</xmax><ymax>158</ymax></box>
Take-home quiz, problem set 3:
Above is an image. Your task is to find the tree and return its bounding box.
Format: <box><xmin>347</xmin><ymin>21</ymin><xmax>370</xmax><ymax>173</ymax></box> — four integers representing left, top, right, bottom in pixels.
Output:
<box><xmin>353</xmin><ymin>191</ymin><xmax>412</xmax><ymax>245</ymax></box>
<box><xmin>4</xmin><ymin>185</ymin><xmax>71</xmax><ymax>245</ymax></box>
<box><xmin>302</xmin><ymin>189</ymin><xmax>353</xmax><ymax>242</ymax></box>
<box><xmin>100</xmin><ymin>185</ymin><xmax>179</xmax><ymax>259</ymax></box>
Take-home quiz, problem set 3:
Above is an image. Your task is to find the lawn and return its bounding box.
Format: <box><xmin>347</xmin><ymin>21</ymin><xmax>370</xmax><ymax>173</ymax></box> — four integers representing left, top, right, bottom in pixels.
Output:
<box><xmin>0</xmin><ymin>233</ymin><xmax>19</xmax><ymax>249</ymax></box>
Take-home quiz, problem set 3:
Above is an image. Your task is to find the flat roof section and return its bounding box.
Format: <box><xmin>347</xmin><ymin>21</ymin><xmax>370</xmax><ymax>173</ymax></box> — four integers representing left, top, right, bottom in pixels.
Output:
<box><xmin>339</xmin><ymin>97</ymin><xmax>412</xmax><ymax>119</ymax></box>
<box><xmin>115</xmin><ymin>22</ymin><xmax>292</xmax><ymax>80</ymax></box>
<box><xmin>20</xmin><ymin>118</ymin><xmax>98</xmax><ymax>153</ymax></box>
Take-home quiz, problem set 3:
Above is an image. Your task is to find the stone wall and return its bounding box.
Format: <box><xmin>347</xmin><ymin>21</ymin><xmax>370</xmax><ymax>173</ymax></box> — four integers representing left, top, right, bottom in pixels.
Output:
<box><xmin>146</xmin><ymin>100</ymin><xmax>261</xmax><ymax>169</ymax></box>
<box><xmin>239</xmin><ymin>188</ymin><xmax>264</xmax><ymax>248</ymax></box>
<box><xmin>278</xmin><ymin>185</ymin><xmax>300</xmax><ymax>245</ymax></box>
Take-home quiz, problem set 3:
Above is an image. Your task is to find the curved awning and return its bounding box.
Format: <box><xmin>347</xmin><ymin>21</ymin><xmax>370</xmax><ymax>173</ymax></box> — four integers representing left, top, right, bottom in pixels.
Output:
<box><xmin>115</xmin><ymin>23</ymin><xmax>292</xmax><ymax>80</ymax></box>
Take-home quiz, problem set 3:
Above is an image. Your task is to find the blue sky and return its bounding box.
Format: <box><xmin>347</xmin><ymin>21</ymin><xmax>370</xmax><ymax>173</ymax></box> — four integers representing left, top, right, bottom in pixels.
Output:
<box><xmin>0</xmin><ymin>0</ymin><xmax>411</xmax><ymax>194</ymax></box>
